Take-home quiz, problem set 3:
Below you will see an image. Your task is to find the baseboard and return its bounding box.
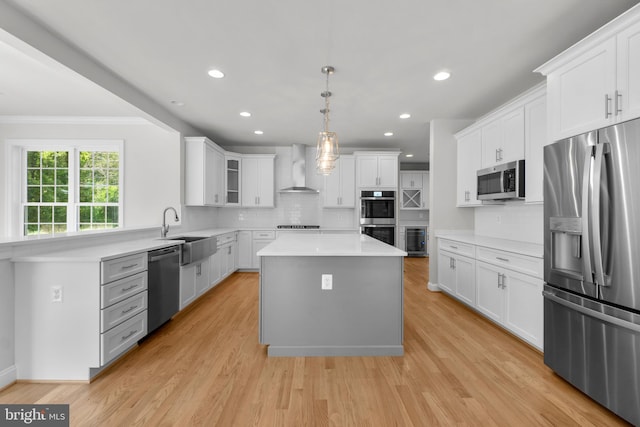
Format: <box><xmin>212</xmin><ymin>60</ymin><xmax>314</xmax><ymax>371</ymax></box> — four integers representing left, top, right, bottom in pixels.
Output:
<box><xmin>427</xmin><ymin>281</ymin><xmax>440</xmax><ymax>292</ymax></box>
<box><xmin>0</xmin><ymin>365</ymin><xmax>17</xmax><ymax>391</ymax></box>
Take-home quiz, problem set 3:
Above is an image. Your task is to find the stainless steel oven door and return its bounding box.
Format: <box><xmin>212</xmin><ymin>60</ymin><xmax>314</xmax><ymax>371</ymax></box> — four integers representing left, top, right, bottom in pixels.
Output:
<box><xmin>361</xmin><ymin>225</ymin><xmax>395</xmax><ymax>246</ymax></box>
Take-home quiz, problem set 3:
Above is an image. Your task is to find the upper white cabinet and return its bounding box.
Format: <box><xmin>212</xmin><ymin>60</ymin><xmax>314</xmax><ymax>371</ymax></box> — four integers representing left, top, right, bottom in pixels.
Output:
<box><xmin>481</xmin><ymin>108</ymin><xmax>524</xmax><ymax>168</ymax></box>
<box><xmin>324</xmin><ymin>155</ymin><xmax>355</xmax><ymax>208</ymax></box>
<box><xmin>241</xmin><ymin>155</ymin><xmax>275</xmax><ymax>207</ymax></box>
<box><xmin>537</xmin><ymin>8</ymin><xmax>640</xmax><ymax>140</ymax></box>
<box><xmin>185</xmin><ymin>137</ymin><xmax>225</xmax><ymax>206</ymax></box>
<box><xmin>355</xmin><ymin>152</ymin><xmax>400</xmax><ymax>188</ymax></box>
<box><xmin>456</xmin><ymin>129</ymin><xmax>482</xmax><ymax>207</ymax></box>
<box><xmin>455</xmin><ymin>84</ymin><xmax>546</xmax><ymax>206</ymax></box>
<box><xmin>225</xmin><ymin>154</ymin><xmax>241</xmax><ymax>206</ymax></box>
<box><xmin>400</xmin><ymin>171</ymin><xmax>429</xmax><ymax>210</ymax></box>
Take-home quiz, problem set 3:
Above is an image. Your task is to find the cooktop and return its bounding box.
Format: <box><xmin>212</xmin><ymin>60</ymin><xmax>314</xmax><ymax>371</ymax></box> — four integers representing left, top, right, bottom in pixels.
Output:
<box><xmin>276</xmin><ymin>225</ymin><xmax>320</xmax><ymax>229</ymax></box>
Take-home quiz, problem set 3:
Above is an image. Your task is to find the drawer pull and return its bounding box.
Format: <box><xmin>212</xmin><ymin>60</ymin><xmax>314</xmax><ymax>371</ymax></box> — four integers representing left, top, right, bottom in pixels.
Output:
<box><xmin>121</xmin><ymin>330</ymin><xmax>137</xmax><ymax>341</ymax></box>
<box><xmin>450</xmin><ymin>245</ymin><xmax>458</xmax><ymax>250</ymax></box>
<box><xmin>496</xmin><ymin>257</ymin><xmax>510</xmax><ymax>262</ymax></box>
<box><xmin>121</xmin><ymin>264</ymin><xmax>139</xmax><ymax>269</ymax></box>
<box><xmin>121</xmin><ymin>284</ymin><xmax>138</xmax><ymax>292</ymax></box>
<box><xmin>121</xmin><ymin>305</ymin><xmax>138</xmax><ymax>314</ymax></box>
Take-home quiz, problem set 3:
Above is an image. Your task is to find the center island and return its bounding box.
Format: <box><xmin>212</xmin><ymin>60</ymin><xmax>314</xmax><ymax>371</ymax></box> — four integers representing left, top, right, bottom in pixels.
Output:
<box><xmin>257</xmin><ymin>233</ymin><xmax>407</xmax><ymax>357</ymax></box>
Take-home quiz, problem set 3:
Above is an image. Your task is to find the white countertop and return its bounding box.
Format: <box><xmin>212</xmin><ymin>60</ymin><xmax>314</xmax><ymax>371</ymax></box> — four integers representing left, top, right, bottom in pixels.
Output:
<box><xmin>257</xmin><ymin>233</ymin><xmax>407</xmax><ymax>257</ymax></box>
<box><xmin>436</xmin><ymin>232</ymin><xmax>543</xmax><ymax>258</ymax></box>
<box><xmin>12</xmin><ymin>238</ymin><xmax>183</xmax><ymax>263</ymax></box>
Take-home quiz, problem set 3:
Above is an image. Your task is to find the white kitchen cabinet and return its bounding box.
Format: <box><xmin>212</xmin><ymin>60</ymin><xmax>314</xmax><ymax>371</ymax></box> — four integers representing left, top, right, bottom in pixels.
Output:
<box><xmin>211</xmin><ymin>232</ymin><xmax>237</xmax><ymax>285</ymax></box>
<box><xmin>180</xmin><ymin>258</ymin><xmax>209</xmax><ymax>310</ymax></box>
<box><xmin>481</xmin><ymin>108</ymin><xmax>524</xmax><ymax>168</ymax></box>
<box><xmin>456</xmin><ymin>129</ymin><xmax>482</xmax><ymax>207</ymax></box>
<box><xmin>398</xmin><ymin>226</ymin><xmax>406</xmax><ymax>251</ymax></box>
<box><xmin>439</xmin><ymin>250</ymin><xmax>476</xmax><ymax>306</ymax></box>
<box><xmin>241</xmin><ymin>155</ymin><xmax>275</xmax><ymax>207</ymax></box>
<box><xmin>237</xmin><ymin>230</ymin><xmax>252</xmax><ymax>269</ymax></box>
<box><xmin>252</xmin><ymin>230</ymin><xmax>275</xmax><ymax>269</ymax></box>
<box><xmin>185</xmin><ymin>137</ymin><xmax>225</xmax><ymax>206</ymax></box>
<box><xmin>524</xmin><ymin>93</ymin><xmax>547</xmax><ymax>203</ymax></box>
<box><xmin>537</xmin><ymin>11</ymin><xmax>640</xmax><ymax>140</ymax></box>
<box><xmin>323</xmin><ymin>155</ymin><xmax>355</xmax><ymax>208</ymax></box>
<box><xmin>400</xmin><ymin>171</ymin><xmax>429</xmax><ymax>210</ymax></box>
<box><xmin>225</xmin><ymin>154</ymin><xmax>241</xmax><ymax>206</ymax></box>
<box><xmin>355</xmin><ymin>152</ymin><xmax>400</xmax><ymax>188</ymax></box>
<box><xmin>476</xmin><ymin>260</ymin><xmax>543</xmax><ymax>349</ymax></box>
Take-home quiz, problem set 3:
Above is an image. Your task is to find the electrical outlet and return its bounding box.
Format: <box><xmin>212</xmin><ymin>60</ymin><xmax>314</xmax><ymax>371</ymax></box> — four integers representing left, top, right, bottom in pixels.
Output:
<box><xmin>321</xmin><ymin>274</ymin><xmax>333</xmax><ymax>290</ymax></box>
<box><xmin>51</xmin><ymin>286</ymin><xmax>63</xmax><ymax>303</ymax></box>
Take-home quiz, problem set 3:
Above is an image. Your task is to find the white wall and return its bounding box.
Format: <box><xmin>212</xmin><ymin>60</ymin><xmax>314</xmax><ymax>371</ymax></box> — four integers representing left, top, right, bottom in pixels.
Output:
<box><xmin>0</xmin><ymin>121</ymin><xmax>181</xmax><ymax>237</ymax></box>
<box><xmin>428</xmin><ymin>119</ymin><xmax>475</xmax><ymax>290</ymax></box>
<box><xmin>474</xmin><ymin>203</ymin><xmax>543</xmax><ymax>244</ymax></box>
<box><xmin>0</xmin><ymin>257</ymin><xmax>15</xmax><ymax>388</ymax></box>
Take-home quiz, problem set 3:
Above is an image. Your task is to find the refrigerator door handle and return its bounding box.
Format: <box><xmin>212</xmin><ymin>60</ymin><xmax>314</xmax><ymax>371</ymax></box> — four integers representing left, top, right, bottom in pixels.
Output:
<box><xmin>592</xmin><ymin>142</ymin><xmax>609</xmax><ymax>287</ymax></box>
<box><xmin>543</xmin><ymin>290</ymin><xmax>640</xmax><ymax>333</ymax></box>
<box><xmin>581</xmin><ymin>148</ymin><xmax>594</xmax><ymax>284</ymax></box>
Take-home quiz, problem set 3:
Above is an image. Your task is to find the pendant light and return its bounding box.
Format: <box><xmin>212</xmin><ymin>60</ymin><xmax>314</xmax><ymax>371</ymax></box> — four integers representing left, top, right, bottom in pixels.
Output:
<box><xmin>316</xmin><ymin>66</ymin><xmax>339</xmax><ymax>175</ymax></box>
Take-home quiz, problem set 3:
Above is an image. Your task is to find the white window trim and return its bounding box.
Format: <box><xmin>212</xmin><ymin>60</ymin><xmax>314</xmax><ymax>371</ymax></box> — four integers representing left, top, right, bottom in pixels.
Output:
<box><xmin>5</xmin><ymin>139</ymin><xmax>124</xmax><ymax>238</ymax></box>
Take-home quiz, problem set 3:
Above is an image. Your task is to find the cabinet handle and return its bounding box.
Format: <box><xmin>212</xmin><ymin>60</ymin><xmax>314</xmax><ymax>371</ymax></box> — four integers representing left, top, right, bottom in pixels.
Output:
<box><xmin>605</xmin><ymin>94</ymin><xmax>612</xmax><ymax>118</ymax></box>
<box><xmin>496</xmin><ymin>256</ymin><xmax>510</xmax><ymax>262</ymax></box>
<box><xmin>499</xmin><ymin>148</ymin><xmax>503</xmax><ymax>161</ymax></box>
<box><xmin>215</xmin><ymin>194</ymin><xmax>218</xmax><ymax>203</ymax></box>
<box><xmin>121</xmin><ymin>264</ymin><xmax>138</xmax><ymax>270</ymax></box>
<box><xmin>497</xmin><ymin>273</ymin><xmax>503</xmax><ymax>288</ymax></box>
<box><xmin>196</xmin><ymin>264</ymin><xmax>202</xmax><ymax>276</ymax></box>
<box><xmin>121</xmin><ymin>305</ymin><xmax>138</xmax><ymax>314</ymax></box>
<box><xmin>121</xmin><ymin>330</ymin><xmax>137</xmax><ymax>341</ymax></box>
<box><xmin>228</xmin><ymin>246</ymin><xmax>231</xmax><ymax>255</ymax></box>
<box><xmin>450</xmin><ymin>245</ymin><xmax>458</xmax><ymax>250</ymax></box>
<box><xmin>495</xmin><ymin>148</ymin><xmax>499</xmax><ymax>162</ymax></box>
<box><xmin>121</xmin><ymin>284</ymin><xmax>137</xmax><ymax>292</ymax></box>
<box><xmin>615</xmin><ymin>90</ymin><xmax>622</xmax><ymax>115</ymax></box>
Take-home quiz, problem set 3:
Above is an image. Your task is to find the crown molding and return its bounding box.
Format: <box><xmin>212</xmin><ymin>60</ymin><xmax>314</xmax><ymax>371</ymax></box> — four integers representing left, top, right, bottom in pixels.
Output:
<box><xmin>0</xmin><ymin>115</ymin><xmax>150</xmax><ymax>125</ymax></box>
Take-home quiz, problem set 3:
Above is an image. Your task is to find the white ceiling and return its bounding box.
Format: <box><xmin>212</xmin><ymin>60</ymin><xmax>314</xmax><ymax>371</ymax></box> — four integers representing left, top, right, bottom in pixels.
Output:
<box><xmin>2</xmin><ymin>0</ymin><xmax>639</xmax><ymax>163</ymax></box>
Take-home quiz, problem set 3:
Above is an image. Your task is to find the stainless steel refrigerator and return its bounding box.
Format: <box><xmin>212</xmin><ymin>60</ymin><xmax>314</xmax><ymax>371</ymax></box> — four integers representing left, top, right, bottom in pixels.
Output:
<box><xmin>543</xmin><ymin>118</ymin><xmax>640</xmax><ymax>425</ymax></box>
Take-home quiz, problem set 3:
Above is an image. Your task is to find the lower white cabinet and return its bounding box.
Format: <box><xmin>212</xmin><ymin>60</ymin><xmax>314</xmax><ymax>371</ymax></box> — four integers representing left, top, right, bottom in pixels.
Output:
<box><xmin>180</xmin><ymin>259</ymin><xmax>210</xmax><ymax>310</ymax></box>
<box><xmin>438</xmin><ymin>250</ymin><xmax>476</xmax><ymax>306</ymax></box>
<box><xmin>252</xmin><ymin>230</ymin><xmax>276</xmax><ymax>269</ymax></box>
<box><xmin>237</xmin><ymin>230</ymin><xmax>252</xmax><ymax>269</ymax></box>
<box><xmin>210</xmin><ymin>232</ymin><xmax>237</xmax><ymax>286</ymax></box>
<box><xmin>476</xmin><ymin>261</ymin><xmax>543</xmax><ymax>349</ymax></box>
<box><xmin>437</xmin><ymin>236</ymin><xmax>543</xmax><ymax>350</ymax></box>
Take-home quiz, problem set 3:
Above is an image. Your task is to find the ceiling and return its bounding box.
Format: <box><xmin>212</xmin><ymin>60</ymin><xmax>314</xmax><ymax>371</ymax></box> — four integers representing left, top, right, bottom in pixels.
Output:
<box><xmin>1</xmin><ymin>0</ymin><xmax>639</xmax><ymax>163</ymax></box>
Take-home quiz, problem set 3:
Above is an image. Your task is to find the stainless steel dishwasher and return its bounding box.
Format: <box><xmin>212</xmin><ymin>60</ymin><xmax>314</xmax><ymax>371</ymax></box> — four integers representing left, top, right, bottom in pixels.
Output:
<box><xmin>147</xmin><ymin>245</ymin><xmax>181</xmax><ymax>335</ymax></box>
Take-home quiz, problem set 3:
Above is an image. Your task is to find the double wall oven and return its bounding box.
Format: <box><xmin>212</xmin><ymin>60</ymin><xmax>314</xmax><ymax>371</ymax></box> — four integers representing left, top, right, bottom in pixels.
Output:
<box><xmin>360</xmin><ymin>190</ymin><xmax>396</xmax><ymax>246</ymax></box>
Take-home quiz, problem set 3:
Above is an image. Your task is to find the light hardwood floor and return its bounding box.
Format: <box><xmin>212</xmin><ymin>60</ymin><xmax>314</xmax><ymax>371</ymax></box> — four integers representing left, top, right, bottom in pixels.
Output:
<box><xmin>1</xmin><ymin>258</ymin><xmax>630</xmax><ymax>426</ymax></box>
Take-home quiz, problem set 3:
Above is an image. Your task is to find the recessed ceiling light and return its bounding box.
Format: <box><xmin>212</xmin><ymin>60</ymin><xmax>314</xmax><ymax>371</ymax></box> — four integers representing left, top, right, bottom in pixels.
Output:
<box><xmin>406</xmin><ymin>154</ymin><xmax>414</xmax><ymax>158</ymax></box>
<box><xmin>208</xmin><ymin>69</ymin><xmax>225</xmax><ymax>79</ymax></box>
<box><xmin>240</xmin><ymin>111</ymin><xmax>251</xmax><ymax>117</ymax></box>
<box><xmin>384</xmin><ymin>132</ymin><xmax>394</xmax><ymax>137</ymax></box>
<box><xmin>170</xmin><ymin>100</ymin><xmax>185</xmax><ymax>106</ymax></box>
<box><xmin>399</xmin><ymin>113</ymin><xmax>411</xmax><ymax>119</ymax></box>
<box><xmin>254</xmin><ymin>130</ymin><xmax>264</xmax><ymax>135</ymax></box>
<box><xmin>433</xmin><ymin>71</ymin><xmax>450</xmax><ymax>81</ymax></box>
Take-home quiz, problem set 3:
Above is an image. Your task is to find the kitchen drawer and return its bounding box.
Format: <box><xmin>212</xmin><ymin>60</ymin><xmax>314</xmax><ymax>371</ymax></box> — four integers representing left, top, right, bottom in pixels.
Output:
<box><xmin>217</xmin><ymin>232</ymin><xmax>237</xmax><ymax>245</ymax></box>
<box><xmin>101</xmin><ymin>252</ymin><xmax>148</xmax><ymax>284</ymax></box>
<box><xmin>101</xmin><ymin>291</ymin><xmax>148</xmax><ymax>333</ymax></box>
<box><xmin>476</xmin><ymin>246</ymin><xmax>543</xmax><ymax>278</ymax></box>
<box><xmin>253</xmin><ymin>230</ymin><xmax>276</xmax><ymax>240</ymax></box>
<box><xmin>100</xmin><ymin>311</ymin><xmax>147</xmax><ymax>366</ymax></box>
<box><xmin>101</xmin><ymin>271</ymin><xmax>147</xmax><ymax>308</ymax></box>
<box><xmin>438</xmin><ymin>239</ymin><xmax>475</xmax><ymax>258</ymax></box>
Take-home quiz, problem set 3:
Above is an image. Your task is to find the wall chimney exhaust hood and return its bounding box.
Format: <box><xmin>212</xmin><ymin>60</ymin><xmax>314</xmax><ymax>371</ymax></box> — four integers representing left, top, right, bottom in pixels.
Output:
<box><xmin>279</xmin><ymin>144</ymin><xmax>319</xmax><ymax>194</ymax></box>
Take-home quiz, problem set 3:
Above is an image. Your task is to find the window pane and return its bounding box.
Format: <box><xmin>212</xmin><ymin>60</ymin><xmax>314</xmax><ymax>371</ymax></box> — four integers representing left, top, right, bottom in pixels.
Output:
<box><xmin>27</xmin><ymin>169</ymin><xmax>40</xmax><ymax>185</ymax></box>
<box><xmin>79</xmin><ymin>169</ymin><xmax>92</xmax><ymax>184</ymax></box>
<box><xmin>92</xmin><ymin>206</ymin><xmax>105</xmax><ymax>222</ymax></box>
<box><xmin>41</xmin><ymin>152</ymin><xmax>56</xmax><ymax>168</ymax></box>
<box><xmin>56</xmin><ymin>169</ymin><xmax>68</xmax><ymax>185</ymax></box>
<box><xmin>26</xmin><ymin>224</ymin><xmax>39</xmax><ymax>235</ymax></box>
<box><xmin>79</xmin><ymin>186</ymin><xmax>93</xmax><ymax>203</ymax></box>
<box><xmin>94</xmin><ymin>186</ymin><xmax>107</xmax><ymax>203</ymax></box>
<box><xmin>94</xmin><ymin>169</ymin><xmax>106</xmax><ymax>184</ymax></box>
<box><xmin>42</xmin><ymin>186</ymin><xmax>55</xmax><ymax>203</ymax></box>
<box><xmin>54</xmin><ymin>206</ymin><xmax>67</xmax><ymax>222</ymax></box>
<box><xmin>107</xmin><ymin>206</ymin><xmax>119</xmax><ymax>223</ymax></box>
<box><xmin>108</xmin><ymin>170</ymin><xmax>119</xmax><ymax>186</ymax></box>
<box><xmin>27</xmin><ymin>151</ymin><xmax>41</xmax><ymax>168</ymax></box>
<box><xmin>39</xmin><ymin>206</ymin><xmax>53</xmax><ymax>223</ymax></box>
<box><xmin>56</xmin><ymin>186</ymin><xmax>69</xmax><ymax>203</ymax></box>
<box><xmin>79</xmin><ymin>206</ymin><xmax>91</xmax><ymax>223</ymax></box>
<box><xmin>94</xmin><ymin>152</ymin><xmax>108</xmax><ymax>168</ymax></box>
<box><xmin>54</xmin><ymin>224</ymin><xmax>68</xmax><ymax>233</ymax></box>
<box><xmin>107</xmin><ymin>186</ymin><xmax>119</xmax><ymax>202</ymax></box>
<box><xmin>40</xmin><ymin>224</ymin><xmax>52</xmax><ymax>234</ymax></box>
<box><xmin>56</xmin><ymin>151</ymin><xmax>68</xmax><ymax>168</ymax></box>
<box><xmin>27</xmin><ymin>186</ymin><xmax>40</xmax><ymax>202</ymax></box>
<box><xmin>79</xmin><ymin>152</ymin><xmax>92</xmax><ymax>168</ymax></box>
<box><xmin>26</xmin><ymin>206</ymin><xmax>39</xmax><ymax>222</ymax></box>
<box><xmin>108</xmin><ymin>152</ymin><xmax>119</xmax><ymax>168</ymax></box>
<box><xmin>42</xmin><ymin>169</ymin><xmax>55</xmax><ymax>185</ymax></box>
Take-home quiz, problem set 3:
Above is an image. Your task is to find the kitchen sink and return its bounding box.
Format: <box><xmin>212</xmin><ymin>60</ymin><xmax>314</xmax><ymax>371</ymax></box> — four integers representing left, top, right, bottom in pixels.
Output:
<box><xmin>166</xmin><ymin>235</ymin><xmax>217</xmax><ymax>265</ymax></box>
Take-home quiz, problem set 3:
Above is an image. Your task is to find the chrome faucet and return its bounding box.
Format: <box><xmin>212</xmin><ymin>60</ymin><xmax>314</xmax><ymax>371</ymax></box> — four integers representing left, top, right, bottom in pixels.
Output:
<box><xmin>161</xmin><ymin>207</ymin><xmax>180</xmax><ymax>238</ymax></box>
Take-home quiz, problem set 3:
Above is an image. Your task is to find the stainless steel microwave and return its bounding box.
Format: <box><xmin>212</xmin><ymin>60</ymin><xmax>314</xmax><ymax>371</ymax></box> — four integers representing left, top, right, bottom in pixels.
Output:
<box><xmin>477</xmin><ymin>159</ymin><xmax>525</xmax><ymax>200</ymax></box>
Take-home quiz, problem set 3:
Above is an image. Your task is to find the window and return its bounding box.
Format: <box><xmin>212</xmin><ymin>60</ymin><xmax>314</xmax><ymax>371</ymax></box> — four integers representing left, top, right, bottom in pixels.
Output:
<box><xmin>10</xmin><ymin>140</ymin><xmax>123</xmax><ymax>236</ymax></box>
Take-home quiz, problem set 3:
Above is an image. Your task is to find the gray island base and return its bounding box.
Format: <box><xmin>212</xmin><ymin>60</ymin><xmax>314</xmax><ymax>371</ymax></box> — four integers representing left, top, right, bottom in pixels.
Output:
<box><xmin>257</xmin><ymin>234</ymin><xmax>406</xmax><ymax>357</ymax></box>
